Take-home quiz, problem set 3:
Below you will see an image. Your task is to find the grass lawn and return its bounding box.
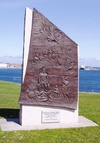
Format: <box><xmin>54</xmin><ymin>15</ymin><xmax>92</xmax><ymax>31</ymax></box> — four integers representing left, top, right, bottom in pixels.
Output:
<box><xmin>0</xmin><ymin>81</ymin><xmax>100</xmax><ymax>143</ymax></box>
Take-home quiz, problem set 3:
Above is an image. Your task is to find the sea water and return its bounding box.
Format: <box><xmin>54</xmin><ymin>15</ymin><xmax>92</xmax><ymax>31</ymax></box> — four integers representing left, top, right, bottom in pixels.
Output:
<box><xmin>0</xmin><ymin>68</ymin><xmax>100</xmax><ymax>93</ymax></box>
<box><xmin>79</xmin><ymin>70</ymin><xmax>100</xmax><ymax>93</ymax></box>
<box><xmin>0</xmin><ymin>68</ymin><xmax>22</xmax><ymax>83</ymax></box>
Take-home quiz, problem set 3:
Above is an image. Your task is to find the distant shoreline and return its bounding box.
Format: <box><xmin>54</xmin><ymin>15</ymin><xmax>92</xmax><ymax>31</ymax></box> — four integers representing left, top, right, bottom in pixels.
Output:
<box><xmin>0</xmin><ymin>80</ymin><xmax>21</xmax><ymax>85</ymax></box>
<box><xmin>0</xmin><ymin>63</ymin><xmax>22</xmax><ymax>69</ymax></box>
<box><xmin>79</xmin><ymin>91</ymin><xmax>100</xmax><ymax>94</ymax></box>
<box><xmin>0</xmin><ymin>67</ymin><xmax>22</xmax><ymax>69</ymax></box>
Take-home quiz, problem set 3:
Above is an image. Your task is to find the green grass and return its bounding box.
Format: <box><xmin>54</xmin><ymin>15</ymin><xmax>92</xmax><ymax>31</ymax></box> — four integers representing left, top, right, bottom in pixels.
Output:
<box><xmin>79</xmin><ymin>92</ymin><xmax>100</xmax><ymax>125</ymax></box>
<box><xmin>0</xmin><ymin>81</ymin><xmax>20</xmax><ymax>118</ymax></box>
<box><xmin>0</xmin><ymin>81</ymin><xmax>100</xmax><ymax>143</ymax></box>
<box><xmin>0</xmin><ymin>81</ymin><xmax>20</xmax><ymax>109</ymax></box>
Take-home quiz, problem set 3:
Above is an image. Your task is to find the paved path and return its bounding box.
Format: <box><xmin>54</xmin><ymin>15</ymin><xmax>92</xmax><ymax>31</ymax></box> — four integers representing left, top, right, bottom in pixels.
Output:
<box><xmin>0</xmin><ymin>116</ymin><xmax>98</xmax><ymax>132</ymax></box>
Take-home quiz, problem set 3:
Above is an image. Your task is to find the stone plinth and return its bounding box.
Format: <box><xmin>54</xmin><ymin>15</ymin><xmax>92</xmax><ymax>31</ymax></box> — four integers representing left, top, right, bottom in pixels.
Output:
<box><xmin>20</xmin><ymin>105</ymin><xmax>78</xmax><ymax>126</ymax></box>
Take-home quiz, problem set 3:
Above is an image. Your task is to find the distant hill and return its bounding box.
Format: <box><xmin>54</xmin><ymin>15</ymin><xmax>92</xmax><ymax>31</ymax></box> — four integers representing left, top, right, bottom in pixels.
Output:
<box><xmin>0</xmin><ymin>56</ymin><xmax>100</xmax><ymax>68</ymax></box>
<box><xmin>80</xmin><ymin>58</ymin><xmax>100</xmax><ymax>67</ymax></box>
<box><xmin>0</xmin><ymin>56</ymin><xmax>22</xmax><ymax>64</ymax></box>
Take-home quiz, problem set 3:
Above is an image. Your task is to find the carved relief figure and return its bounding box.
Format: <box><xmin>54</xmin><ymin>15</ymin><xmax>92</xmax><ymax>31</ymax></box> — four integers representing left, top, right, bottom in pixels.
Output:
<box><xmin>62</xmin><ymin>76</ymin><xmax>69</xmax><ymax>98</ymax></box>
<box><xmin>32</xmin><ymin>48</ymin><xmax>61</xmax><ymax>66</ymax></box>
<box><xmin>29</xmin><ymin>67</ymin><xmax>50</xmax><ymax>102</ymax></box>
<box><xmin>38</xmin><ymin>67</ymin><xmax>49</xmax><ymax>91</ymax></box>
<box><xmin>53</xmin><ymin>85</ymin><xmax>60</xmax><ymax>99</ymax></box>
<box><xmin>42</xmin><ymin>23</ymin><xmax>59</xmax><ymax>44</ymax></box>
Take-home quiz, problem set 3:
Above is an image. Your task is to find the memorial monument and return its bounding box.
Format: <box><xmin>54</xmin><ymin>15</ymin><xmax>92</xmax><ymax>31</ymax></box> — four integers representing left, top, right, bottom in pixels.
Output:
<box><xmin>18</xmin><ymin>7</ymin><xmax>79</xmax><ymax>126</ymax></box>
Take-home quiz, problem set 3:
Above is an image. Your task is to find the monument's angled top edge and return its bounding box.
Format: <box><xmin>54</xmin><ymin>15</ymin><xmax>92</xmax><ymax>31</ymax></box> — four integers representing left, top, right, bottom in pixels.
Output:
<box><xmin>32</xmin><ymin>8</ymin><xmax>78</xmax><ymax>46</ymax></box>
<box><xmin>24</xmin><ymin>7</ymin><xmax>78</xmax><ymax>46</ymax></box>
<box><xmin>33</xmin><ymin>8</ymin><xmax>44</xmax><ymax>17</ymax></box>
<box><xmin>33</xmin><ymin>8</ymin><xmax>38</xmax><ymax>12</ymax></box>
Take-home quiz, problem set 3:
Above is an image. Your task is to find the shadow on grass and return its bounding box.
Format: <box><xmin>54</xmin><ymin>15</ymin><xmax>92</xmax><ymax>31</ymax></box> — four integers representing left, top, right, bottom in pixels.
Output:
<box><xmin>0</xmin><ymin>108</ymin><xmax>19</xmax><ymax>118</ymax></box>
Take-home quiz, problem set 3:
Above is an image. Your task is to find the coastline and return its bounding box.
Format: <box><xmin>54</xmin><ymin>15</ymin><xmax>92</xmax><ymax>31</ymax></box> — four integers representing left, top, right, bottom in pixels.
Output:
<box><xmin>79</xmin><ymin>91</ymin><xmax>100</xmax><ymax>94</ymax></box>
<box><xmin>0</xmin><ymin>80</ymin><xmax>21</xmax><ymax>85</ymax></box>
<box><xmin>0</xmin><ymin>63</ymin><xmax>22</xmax><ymax>69</ymax></box>
<box><xmin>0</xmin><ymin>67</ymin><xmax>22</xmax><ymax>69</ymax></box>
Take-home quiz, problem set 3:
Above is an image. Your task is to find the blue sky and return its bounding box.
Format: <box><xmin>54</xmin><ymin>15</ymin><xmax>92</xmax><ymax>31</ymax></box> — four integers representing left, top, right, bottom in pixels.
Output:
<box><xmin>0</xmin><ymin>0</ymin><xmax>100</xmax><ymax>65</ymax></box>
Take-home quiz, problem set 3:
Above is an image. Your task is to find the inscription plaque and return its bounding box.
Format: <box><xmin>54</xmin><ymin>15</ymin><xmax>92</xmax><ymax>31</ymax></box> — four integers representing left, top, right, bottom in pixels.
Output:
<box><xmin>19</xmin><ymin>8</ymin><xmax>78</xmax><ymax>110</ymax></box>
<box><xmin>42</xmin><ymin>111</ymin><xmax>60</xmax><ymax>123</ymax></box>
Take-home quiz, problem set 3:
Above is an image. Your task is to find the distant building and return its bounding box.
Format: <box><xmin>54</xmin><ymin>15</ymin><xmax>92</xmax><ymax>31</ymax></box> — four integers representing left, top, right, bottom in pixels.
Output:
<box><xmin>7</xmin><ymin>63</ymin><xmax>22</xmax><ymax>68</ymax></box>
<box><xmin>0</xmin><ymin>63</ymin><xmax>8</xmax><ymax>68</ymax></box>
<box><xmin>0</xmin><ymin>63</ymin><xmax>22</xmax><ymax>68</ymax></box>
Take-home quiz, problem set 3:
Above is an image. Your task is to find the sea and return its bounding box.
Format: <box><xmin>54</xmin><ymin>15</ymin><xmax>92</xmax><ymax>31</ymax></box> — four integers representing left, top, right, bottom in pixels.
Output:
<box><xmin>0</xmin><ymin>68</ymin><xmax>100</xmax><ymax>93</ymax></box>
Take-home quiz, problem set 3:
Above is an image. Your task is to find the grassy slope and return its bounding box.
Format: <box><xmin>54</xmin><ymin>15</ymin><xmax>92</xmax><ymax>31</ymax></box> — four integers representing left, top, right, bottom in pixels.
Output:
<box><xmin>0</xmin><ymin>81</ymin><xmax>20</xmax><ymax>118</ymax></box>
<box><xmin>0</xmin><ymin>81</ymin><xmax>100</xmax><ymax>143</ymax></box>
<box><xmin>79</xmin><ymin>92</ymin><xmax>100</xmax><ymax>125</ymax></box>
<box><xmin>0</xmin><ymin>81</ymin><xmax>20</xmax><ymax>109</ymax></box>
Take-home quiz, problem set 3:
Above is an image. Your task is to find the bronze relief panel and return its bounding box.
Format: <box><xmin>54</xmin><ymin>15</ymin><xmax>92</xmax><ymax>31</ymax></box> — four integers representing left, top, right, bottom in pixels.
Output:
<box><xmin>19</xmin><ymin>9</ymin><xmax>78</xmax><ymax>110</ymax></box>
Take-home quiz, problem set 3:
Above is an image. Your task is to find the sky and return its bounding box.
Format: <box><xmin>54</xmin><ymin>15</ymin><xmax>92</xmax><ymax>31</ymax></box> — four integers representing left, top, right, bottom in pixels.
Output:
<box><xmin>0</xmin><ymin>0</ymin><xmax>100</xmax><ymax>66</ymax></box>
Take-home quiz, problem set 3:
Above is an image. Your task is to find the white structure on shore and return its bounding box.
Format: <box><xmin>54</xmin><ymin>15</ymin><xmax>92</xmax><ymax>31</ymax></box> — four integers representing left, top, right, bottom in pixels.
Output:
<box><xmin>0</xmin><ymin>63</ymin><xmax>8</xmax><ymax>68</ymax></box>
<box><xmin>0</xmin><ymin>63</ymin><xmax>22</xmax><ymax>68</ymax></box>
<box><xmin>80</xmin><ymin>64</ymin><xmax>85</xmax><ymax>70</ymax></box>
